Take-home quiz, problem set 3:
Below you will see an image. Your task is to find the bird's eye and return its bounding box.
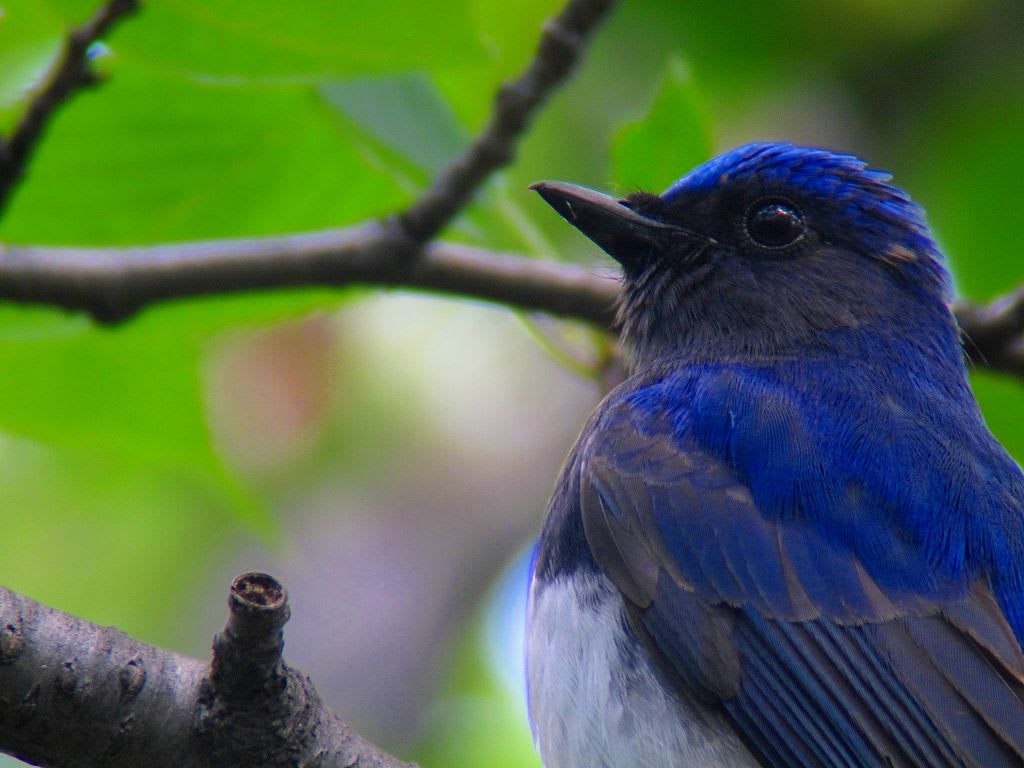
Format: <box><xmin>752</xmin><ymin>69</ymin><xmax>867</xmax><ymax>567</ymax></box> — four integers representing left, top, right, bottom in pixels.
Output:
<box><xmin>745</xmin><ymin>199</ymin><xmax>806</xmax><ymax>249</ymax></box>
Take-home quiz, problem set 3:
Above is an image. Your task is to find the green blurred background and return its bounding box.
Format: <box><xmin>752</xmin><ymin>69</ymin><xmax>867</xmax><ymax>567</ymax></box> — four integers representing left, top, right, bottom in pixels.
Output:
<box><xmin>0</xmin><ymin>1</ymin><xmax>1022</xmax><ymax>765</ymax></box>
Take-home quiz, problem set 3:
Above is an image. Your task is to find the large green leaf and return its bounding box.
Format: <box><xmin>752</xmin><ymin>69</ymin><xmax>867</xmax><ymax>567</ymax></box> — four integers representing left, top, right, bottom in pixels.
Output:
<box><xmin>904</xmin><ymin>94</ymin><xmax>1024</xmax><ymax>301</ymax></box>
<box><xmin>0</xmin><ymin>288</ymin><xmax>362</xmax><ymax>526</ymax></box>
<box><xmin>0</xmin><ymin>6</ymin><xmax>445</xmax><ymax>531</ymax></box>
<box><xmin>0</xmin><ymin>66</ymin><xmax>409</xmax><ymax>243</ymax></box>
<box><xmin>0</xmin><ymin>2</ymin><xmax>61</xmax><ymax>113</ymax></box>
<box><xmin>40</xmin><ymin>0</ymin><xmax>484</xmax><ymax>79</ymax></box>
<box><xmin>434</xmin><ymin>0</ymin><xmax>563</xmax><ymax>127</ymax></box>
<box><xmin>0</xmin><ymin>303</ymin><xmax>253</xmax><ymax>527</ymax></box>
<box><xmin>0</xmin><ymin>290</ymin><xmax>344</xmax><ymax>463</ymax></box>
<box><xmin>612</xmin><ymin>54</ymin><xmax>711</xmax><ymax>194</ymax></box>
<box><xmin>0</xmin><ymin>306</ymin><xmax>209</xmax><ymax>460</ymax></box>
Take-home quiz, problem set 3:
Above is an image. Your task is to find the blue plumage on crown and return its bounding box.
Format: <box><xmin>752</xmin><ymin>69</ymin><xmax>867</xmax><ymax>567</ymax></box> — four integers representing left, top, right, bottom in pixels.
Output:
<box><xmin>664</xmin><ymin>143</ymin><xmax>947</xmax><ymax>292</ymax></box>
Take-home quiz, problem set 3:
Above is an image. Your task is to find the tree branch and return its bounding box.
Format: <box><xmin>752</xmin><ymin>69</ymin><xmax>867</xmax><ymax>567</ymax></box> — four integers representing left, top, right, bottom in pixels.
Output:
<box><xmin>0</xmin><ymin>229</ymin><xmax>619</xmax><ymax>326</ymax></box>
<box><xmin>0</xmin><ymin>0</ymin><xmax>622</xmax><ymax>323</ymax></box>
<box><xmin>1</xmin><ymin>236</ymin><xmax>1022</xmax><ymax>381</ymax></box>
<box><xmin>0</xmin><ymin>0</ymin><xmax>140</xmax><ymax>213</ymax></box>
<box><xmin>955</xmin><ymin>287</ymin><xmax>1024</xmax><ymax>377</ymax></box>
<box><xmin>0</xmin><ymin>573</ymin><xmax>414</xmax><ymax>768</ymax></box>
<box><xmin>395</xmin><ymin>0</ymin><xmax>619</xmax><ymax>243</ymax></box>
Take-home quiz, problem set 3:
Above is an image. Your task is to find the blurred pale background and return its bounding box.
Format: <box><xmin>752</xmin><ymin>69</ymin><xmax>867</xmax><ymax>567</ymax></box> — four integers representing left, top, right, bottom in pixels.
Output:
<box><xmin>0</xmin><ymin>1</ymin><xmax>1022</xmax><ymax>766</ymax></box>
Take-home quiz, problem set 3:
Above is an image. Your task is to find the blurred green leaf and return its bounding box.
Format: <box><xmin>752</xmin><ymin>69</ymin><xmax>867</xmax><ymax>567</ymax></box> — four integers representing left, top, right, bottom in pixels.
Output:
<box><xmin>413</xmin><ymin>592</ymin><xmax>540</xmax><ymax>768</ymax></box>
<box><xmin>0</xmin><ymin>2</ymin><xmax>61</xmax><ymax>115</ymax></box>
<box><xmin>320</xmin><ymin>73</ymin><xmax>546</xmax><ymax>254</ymax></box>
<box><xmin>435</xmin><ymin>0</ymin><xmax>562</xmax><ymax>128</ymax></box>
<box><xmin>0</xmin><ymin>67</ymin><xmax>408</xmax><ymax>244</ymax></box>
<box><xmin>321</xmin><ymin>74</ymin><xmax>466</xmax><ymax>177</ymax></box>
<box><xmin>0</xmin><ymin>302</ymin><xmax>268</xmax><ymax>527</ymax></box>
<box><xmin>607</xmin><ymin>0</ymin><xmax>978</xmax><ymax>115</ymax></box>
<box><xmin>0</xmin><ymin>435</ymin><xmax>239</xmax><ymax>644</ymax></box>
<box><xmin>52</xmin><ymin>0</ymin><xmax>485</xmax><ymax>79</ymax></box>
<box><xmin>0</xmin><ymin>290</ymin><xmax>360</xmax><ymax>530</ymax></box>
<box><xmin>905</xmin><ymin>94</ymin><xmax>1024</xmax><ymax>301</ymax></box>
<box><xmin>612</xmin><ymin>54</ymin><xmax>711</xmax><ymax>193</ymax></box>
<box><xmin>972</xmin><ymin>370</ymin><xmax>1024</xmax><ymax>464</ymax></box>
<box><xmin>0</xmin><ymin>308</ymin><xmax>210</xmax><ymax>460</ymax></box>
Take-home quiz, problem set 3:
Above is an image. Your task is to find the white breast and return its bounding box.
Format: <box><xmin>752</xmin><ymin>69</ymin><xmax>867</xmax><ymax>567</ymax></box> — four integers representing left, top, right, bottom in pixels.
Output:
<box><xmin>526</xmin><ymin>569</ymin><xmax>757</xmax><ymax>768</ymax></box>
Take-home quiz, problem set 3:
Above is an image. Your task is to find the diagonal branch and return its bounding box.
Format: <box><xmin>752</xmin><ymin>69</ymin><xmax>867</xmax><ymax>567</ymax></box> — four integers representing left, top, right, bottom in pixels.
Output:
<box><xmin>395</xmin><ymin>0</ymin><xmax>619</xmax><ymax>243</ymax></box>
<box><xmin>0</xmin><ymin>573</ymin><xmax>413</xmax><ymax>768</ymax></box>
<box><xmin>0</xmin><ymin>0</ymin><xmax>140</xmax><ymax>213</ymax></box>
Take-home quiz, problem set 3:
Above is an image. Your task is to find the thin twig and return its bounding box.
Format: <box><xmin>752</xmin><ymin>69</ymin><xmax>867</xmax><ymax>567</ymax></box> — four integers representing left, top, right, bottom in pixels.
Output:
<box><xmin>395</xmin><ymin>0</ymin><xmax>619</xmax><ymax>243</ymax></box>
<box><xmin>0</xmin><ymin>0</ymin><xmax>140</xmax><ymax>212</ymax></box>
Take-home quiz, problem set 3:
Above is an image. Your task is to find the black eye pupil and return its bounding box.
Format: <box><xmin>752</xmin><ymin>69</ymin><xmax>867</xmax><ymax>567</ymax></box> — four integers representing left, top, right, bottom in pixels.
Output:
<box><xmin>746</xmin><ymin>200</ymin><xmax>805</xmax><ymax>248</ymax></box>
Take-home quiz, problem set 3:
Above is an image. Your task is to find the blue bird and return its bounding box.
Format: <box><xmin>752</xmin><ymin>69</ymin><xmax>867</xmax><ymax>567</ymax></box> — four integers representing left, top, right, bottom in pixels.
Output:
<box><xmin>526</xmin><ymin>142</ymin><xmax>1024</xmax><ymax>768</ymax></box>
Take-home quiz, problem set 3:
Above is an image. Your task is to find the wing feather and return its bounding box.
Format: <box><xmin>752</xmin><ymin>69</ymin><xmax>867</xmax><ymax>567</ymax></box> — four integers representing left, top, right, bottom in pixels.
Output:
<box><xmin>581</xmin><ymin>404</ymin><xmax>1024</xmax><ymax>768</ymax></box>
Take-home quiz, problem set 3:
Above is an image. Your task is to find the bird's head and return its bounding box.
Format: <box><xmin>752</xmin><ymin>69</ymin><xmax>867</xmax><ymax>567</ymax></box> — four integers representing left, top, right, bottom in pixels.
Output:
<box><xmin>533</xmin><ymin>142</ymin><xmax>955</xmax><ymax>369</ymax></box>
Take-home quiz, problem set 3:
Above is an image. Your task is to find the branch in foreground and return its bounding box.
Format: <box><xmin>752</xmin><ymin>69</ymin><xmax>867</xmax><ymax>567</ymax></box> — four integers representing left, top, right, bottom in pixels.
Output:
<box><xmin>0</xmin><ymin>0</ymin><xmax>139</xmax><ymax>213</ymax></box>
<box><xmin>0</xmin><ymin>572</ymin><xmax>412</xmax><ymax>768</ymax></box>
<box><xmin>395</xmin><ymin>0</ymin><xmax>618</xmax><ymax>243</ymax></box>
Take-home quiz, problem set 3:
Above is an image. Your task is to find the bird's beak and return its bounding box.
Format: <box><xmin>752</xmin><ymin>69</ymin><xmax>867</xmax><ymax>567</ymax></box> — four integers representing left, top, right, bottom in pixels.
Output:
<box><xmin>531</xmin><ymin>181</ymin><xmax>690</xmax><ymax>268</ymax></box>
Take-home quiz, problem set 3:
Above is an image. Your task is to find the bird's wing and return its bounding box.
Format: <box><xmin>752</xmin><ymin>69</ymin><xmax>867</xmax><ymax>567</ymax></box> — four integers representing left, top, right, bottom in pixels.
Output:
<box><xmin>580</xmin><ymin>406</ymin><xmax>1024</xmax><ymax>768</ymax></box>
